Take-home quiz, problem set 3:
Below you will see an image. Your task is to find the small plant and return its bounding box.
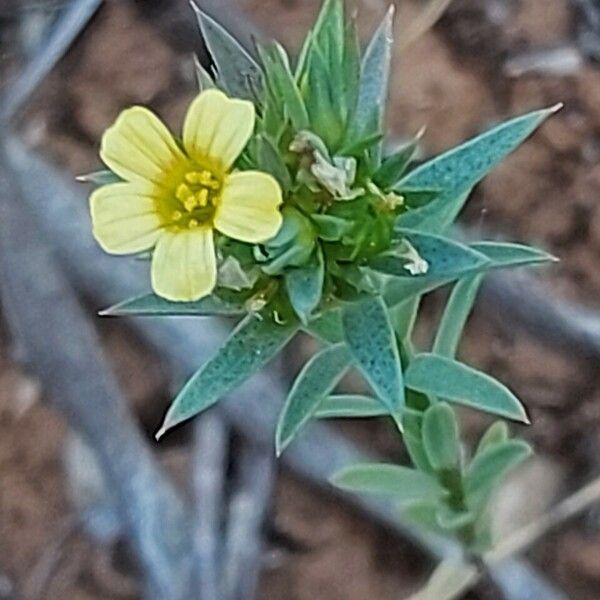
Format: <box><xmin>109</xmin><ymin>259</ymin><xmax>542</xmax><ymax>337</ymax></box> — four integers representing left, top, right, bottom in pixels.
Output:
<box><xmin>86</xmin><ymin>0</ymin><xmax>559</xmax><ymax>581</ymax></box>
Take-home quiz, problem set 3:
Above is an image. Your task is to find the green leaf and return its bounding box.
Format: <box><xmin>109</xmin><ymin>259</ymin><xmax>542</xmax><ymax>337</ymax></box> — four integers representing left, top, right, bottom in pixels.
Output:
<box><xmin>432</xmin><ymin>274</ymin><xmax>483</xmax><ymax>358</ymax></box>
<box><xmin>402</xmin><ymin>411</ymin><xmax>434</xmax><ymax>473</ymax></box>
<box><xmin>465</xmin><ymin>440</ymin><xmax>532</xmax><ymax>509</ymax></box>
<box><xmin>402</xmin><ymin>500</ymin><xmax>448</xmax><ymax>535</ymax></box>
<box><xmin>193</xmin><ymin>4</ymin><xmax>262</xmax><ymax>100</ymax></box>
<box><xmin>304</xmin><ymin>308</ymin><xmax>344</xmax><ymax>344</ymax></box>
<box><xmin>305</xmin><ymin>45</ymin><xmax>343</xmax><ymax>148</ymax></box>
<box><xmin>252</xmin><ymin>134</ymin><xmax>293</xmax><ymax>192</ymax></box>
<box><xmin>342</xmin><ymin>296</ymin><xmax>404</xmax><ymax>411</ymax></box>
<box><xmin>312</xmin><ymin>0</ymin><xmax>344</xmax><ymax>53</ymax></box>
<box><xmin>157</xmin><ymin>313</ymin><xmax>298</xmax><ymax>437</ymax></box>
<box><xmin>401</xmin><ymin>188</ymin><xmax>441</xmax><ymax>209</ymax></box>
<box><xmin>422</xmin><ymin>403</ymin><xmax>460</xmax><ymax>471</ymax></box>
<box><xmin>397</xmin><ymin>105</ymin><xmax>561</xmax><ymax>232</ymax></box>
<box><xmin>373</xmin><ymin>139</ymin><xmax>419</xmax><ymax>189</ymax></box>
<box><xmin>436</xmin><ymin>505</ymin><xmax>476</xmax><ymax>531</ymax></box>
<box><xmin>389</xmin><ymin>297</ymin><xmax>420</xmax><ymax>340</ymax></box>
<box><xmin>276</xmin><ymin>344</ymin><xmax>351</xmax><ymax>454</ymax></box>
<box><xmin>285</xmin><ymin>249</ymin><xmax>325</xmax><ymax>324</ymax></box>
<box><xmin>470</xmin><ymin>241</ymin><xmax>557</xmax><ymax>269</ymax></box>
<box><xmin>345</xmin><ymin>6</ymin><xmax>394</xmax><ymax>147</ymax></box>
<box><xmin>76</xmin><ymin>169</ymin><xmax>121</xmax><ymax>185</ymax></box>
<box><xmin>100</xmin><ymin>293</ymin><xmax>246</xmax><ymax>317</ymax></box>
<box><xmin>342</xmin><ymin>15</ymin><xmax>361</xmax><ymax>123</ymax></box>
<box><xmin>315</xmin><ymin>394</ymin><xmax>387</xmax><ymax>419</ymax></box>
<box><xmin>193</xmin><ymin>54</ymin><xmax>217</xmax><ymax>91</ymax></box>
<box><xmin>475</xmin><ymin>421</ymin><xmax>509</xmax><ymax>456</ymax></box>
<box><xmin>331</xmin><ymin>463</ymin><xmax>445</xmax><ymax>503</ymax></box>
<box><xmin>258</xmin><ymin>42</ymin><xmax>310</xmax><ymax>131</ymax></box>
<box><xmin>372</xmin><ymin>230</ymin><xmax>490</xmax><ymax>278</ymax></box>
<box><xmin>382</xmin><ymin>237</ymin><xmax>554</xmax><ymax>308</ymax></box>
<box><xmin>405</xmin><ymin>353</ymin><xmax>529</xmax><ymax>423</ymax></box>
<box><xmin>312</xmin><ymin>214</ymin><xmax>353</xmax><ymax>241</ymax></box>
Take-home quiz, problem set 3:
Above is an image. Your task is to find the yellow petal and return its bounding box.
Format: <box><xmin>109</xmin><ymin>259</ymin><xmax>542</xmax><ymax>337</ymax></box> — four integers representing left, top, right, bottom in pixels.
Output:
<box><xmin>214</xmin><ymin>171</ymin><xmax>283</xmax><ymax>243</ymax></box>
<box><xmin>151</xmin><ymin>228</ymin><xmax>217</xmax><ymax>302</ymax></box>
<box><xmin>90</xmin><ymin>182</ymin><xmax>162</xmax><ymax>254</ymax></box>
<box><xmin>183</xmin><ymin>89</ymin><xmax>255</xmax><ymax>170</ymax></box>
<box><xmin>101</xmin><ymin>106</ymin><xmax>185</xmax><ymax>184</ymax></box>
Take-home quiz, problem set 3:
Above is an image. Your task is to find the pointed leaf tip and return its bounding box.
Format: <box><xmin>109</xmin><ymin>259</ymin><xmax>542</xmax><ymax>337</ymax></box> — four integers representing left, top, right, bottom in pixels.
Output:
<box><xmin>549</xmin><ymin>102</ymin><xmax>564</xmax><ymax>114</ymax></box>
<box><xmin>159</xmin><ymin>313</ymin><xmax>298</xmax><ymax>436</ymax></box>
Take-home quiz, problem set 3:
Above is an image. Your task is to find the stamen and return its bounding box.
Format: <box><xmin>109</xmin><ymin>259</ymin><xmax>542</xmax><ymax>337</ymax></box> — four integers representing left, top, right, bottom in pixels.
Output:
<box><xmin>185</xmin><ymin>170</ymin><xmax>220</xmax><ymax>190</ymax></box>
<box><xmin>184</xmin><ymin>197</ymin><xmax>199</xmax><ymax>212</ymax></box>
<box><xmin>196</xmin><ymin>189</ymin><xmax>209</xmax><ymax>207</ymax></box>
<box><xmin>188</xmin><ymin>219</ymin><xmax>199</xmax><ymax>229</ymax></box>
<box><xmin>172</xmin><ymin>210</ymin><xmax>183</xmax><ymax>221</ymax></box>
<box><xmin>176</xmin><ymin>183</ymin><xmax>194</xmax><ymax>202</ymax></box>
<box><xmin>184</xmin><ymin>171</ymin><xmax>201</xmax><ymax>184</ymax></box>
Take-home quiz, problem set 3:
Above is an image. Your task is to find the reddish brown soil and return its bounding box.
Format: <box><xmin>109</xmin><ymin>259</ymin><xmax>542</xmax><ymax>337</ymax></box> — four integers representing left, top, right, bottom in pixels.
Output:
<box><xmin>3</xmin><ymin>0</ymin><xmax>600</xmax><ymax>598</ymax></box>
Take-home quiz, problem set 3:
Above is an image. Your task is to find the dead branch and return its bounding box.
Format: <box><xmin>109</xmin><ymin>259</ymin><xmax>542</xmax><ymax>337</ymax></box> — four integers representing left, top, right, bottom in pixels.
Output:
<box><xmin>192</xmin><ymin>411</ymin><xmax>229</xmax><ymax>600</ymax></box>
<box><xmin>221</xmin><ymin>440</ymin><xmax>274</xmax><ymax>600</ymax></box>
<box><xmin>0</xmin><ymin>0</ymin><xmax>102</xmax><ymax>123</ymax></box>
<box><xmin>0</xmin><ymin>146</ymin><xmax>193</xmax><ymax>600</ymax></box>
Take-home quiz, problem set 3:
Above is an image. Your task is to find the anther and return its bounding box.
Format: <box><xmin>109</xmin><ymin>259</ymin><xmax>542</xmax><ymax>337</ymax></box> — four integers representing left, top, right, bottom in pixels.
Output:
<box><xmin>184</xmin><ymin>197</ymin><xmax>198</xmax><ymax>212</ymax></box>
<box><xmin>176</xmin><ymin>183</ymin><xmax>194</xmax><ymax>202</ymax></box>
<box><xmin>196</xmin><ymin>189</ymin><xmax>209</xmax><ymax>207</ymax></box>
<box><xmin>188</xmin><ymin>219</ymin><xmax>199</xmax><ymax>229</ymax></box>
<box><xmin>172</xmin><ymin>210</ymin><xmax>183</xmax><ymax>221</ymax></box>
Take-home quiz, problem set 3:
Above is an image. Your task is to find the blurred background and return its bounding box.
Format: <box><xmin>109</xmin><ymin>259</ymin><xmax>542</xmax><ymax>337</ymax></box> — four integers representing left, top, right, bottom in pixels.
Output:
<box><xmin>1</xmin><ymin>0</ymin><xmax>600</xmax><ymax>598</ymax></box>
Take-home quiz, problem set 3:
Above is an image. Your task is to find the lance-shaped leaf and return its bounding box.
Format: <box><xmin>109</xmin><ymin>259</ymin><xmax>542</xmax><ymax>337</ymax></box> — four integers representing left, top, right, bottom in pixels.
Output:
<box><xmin>345</xmin><ymin>5</ymin><xmax>394</xmax><ymax>146</ymax></box>
<box><xmin>285</xmin><ymin>249</ymin><xmax>325</xmax><ymax>324</ymax></box>
<box><xmin>294</xmin><ymin>0</ymin><xmax>344</xmax><ymax>83</ymax></box>
<box><xmin>251</xmin><ymin>134</ymin><xmax>293</xmax><ymax>192</ymax></box>
<box><xmin>373</xmin><ymin>230</ymin><xmax>490</xmax><ymax>278</ymax></box>
<box><xmin>192</xmin><ymin>3</ymin><xmax>262</xmax><ymax>100</ymax></box>
<box><xmin>276</xmin><ymin>344</ymin><xmax>351</xmax><ymax>455</ymax></box>
<box><xmin>306</xmin><ymin>45</ymin><xmax>344</xmax><ymax>148</ymax></box>
<box><xmin>422</xmin><ymin>403</ymin><xmax>460</xmax><ymax>471</ymax></box>
<box><xmin>396</xmin><ymin>105</ymin><xmax>561</xmax><ymax>232</ymax></box>
<box><xmin>156</xmin><ymin>313</ymin><xmax>298</xmax><ymax>438</ymax></box>
<box><xmin>383</xmin><ymin>237</ymin><xmax>554</xmax><ymax>308</ymax></box>
<box><xmin>101</xmin><ymin>293</ymin><xmax>247</xmax><ymax>317</ymax></box>
<box><xmin>432</xmin><ymin>274</ymin><xmax>483</xmax><ymax>358</ymax></box>
<box><xmin>76</xmin><ymin>169</ymin><xmax>121</xmax><ymax>186</ymax></box>
<box><xmin>475</xmin><ymin>421</ymin><xmax>509</xmax><ymax>456</ymax></box>
<box><xmin>342</xmin><ymin>296</ymin><xmax>404</xmax><ymax>411</ymax></box>
<box><xmin>470</xmin><ymin>241</ymin><xmax>557</xmax><ymax>268</ymax></box>
<box><xmin>193</xmin><ymin>53</ymin><xmax>217</xmax><ymax>91</ymax></box>
<box><xmin>402</xmin><ymin>410</ymin><xmax>435</xmax><ymax>474</ymax></box>
<box><xmin>405</xmin><ymin>353</ymin><xmax>529</xmax><ymax>422</ymax></box>
<box><xmin>373</xmin><ymin>135</ymin><xmax>421</xmax><ymax>190</ymax></box>
<box><xmin>331</xmin><ymin>463</ymin><xmax>445</xmax><ymax>503</ymax></box>
<box><xmin>315</xmin><ymin>394</ymin><xmax>387</xmax><ymax>419</ymax></box>
<box><xmin>257</xmin><ymin>42</ymin><xmax>309</xmax><ymax>131</ymax></box>
<box><xmin>465</xmin><ymin>439</ymin><xmax>532</xmax><ymax>509</ymax></box>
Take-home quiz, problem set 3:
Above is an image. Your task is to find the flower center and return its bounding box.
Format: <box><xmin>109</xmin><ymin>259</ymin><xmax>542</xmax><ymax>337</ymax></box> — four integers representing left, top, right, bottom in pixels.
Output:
<box><xmin>168</xmin><ymin>169</ymin><xmax>222</xmax><ymax>230</ymax></box>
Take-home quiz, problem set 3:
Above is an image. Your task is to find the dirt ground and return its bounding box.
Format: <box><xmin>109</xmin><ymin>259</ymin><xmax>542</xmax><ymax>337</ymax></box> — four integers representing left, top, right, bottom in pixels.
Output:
<box><xmin>2</xmin><ymin>0</ymin><xmax>600</xmax><ymax>598</ymax></box>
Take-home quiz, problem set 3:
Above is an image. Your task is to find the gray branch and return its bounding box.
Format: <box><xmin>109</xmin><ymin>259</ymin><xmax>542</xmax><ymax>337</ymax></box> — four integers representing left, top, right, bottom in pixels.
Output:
<box><xmin>221</xmin><ymin>441</ymin><xmax>274</xmax><ymax>600</ymax></box>
<box><xmin>0</xmin><ymin>0</ymin><xmax>103</xmax><ymax>122</ymax></box>
<box><xmin>192</xmin><ymin>411</ymin><xmax>229</xmax><ymax>600</ymax></box>
<box><xmin>0</xmin><ymin>146</ymin><xmax>193</xmax><ymax>600</ymax></box>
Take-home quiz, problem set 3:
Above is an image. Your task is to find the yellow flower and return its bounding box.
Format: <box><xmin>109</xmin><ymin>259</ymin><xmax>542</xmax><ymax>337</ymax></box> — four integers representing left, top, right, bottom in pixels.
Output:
<box><xmin>90</xmin><ymin>89</ymin><xmax>283</xmax><ymax>301</ymax></box>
